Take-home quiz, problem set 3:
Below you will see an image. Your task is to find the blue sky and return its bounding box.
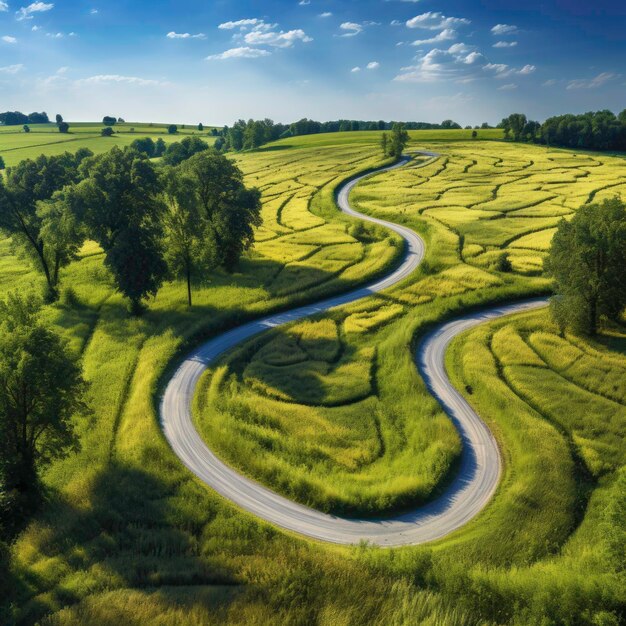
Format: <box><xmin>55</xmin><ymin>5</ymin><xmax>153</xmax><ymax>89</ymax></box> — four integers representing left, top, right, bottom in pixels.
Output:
<box><xmin>0</xmin><ymin>0</ymin><xmax>624</xmax><ymax>125</ymax></box>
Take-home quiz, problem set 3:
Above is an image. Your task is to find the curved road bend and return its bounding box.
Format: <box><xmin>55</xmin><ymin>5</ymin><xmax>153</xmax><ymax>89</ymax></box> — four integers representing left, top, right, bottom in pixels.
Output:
<box><xmin>160</xmin><ymin>155</ymin><xmax>549</xmax><ymax>546</ymax></box>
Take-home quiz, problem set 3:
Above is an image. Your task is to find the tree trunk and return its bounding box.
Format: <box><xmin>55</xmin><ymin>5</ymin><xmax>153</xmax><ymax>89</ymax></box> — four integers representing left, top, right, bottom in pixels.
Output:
<box><xmin>186</xmin><ymin>265</ymin><xmax>192</xmax><ymax>308</ymax></box>
<box><xmin>589</xmin><ymin>296</ymin><xmax>598</xmax><ymax>335</ymax></box>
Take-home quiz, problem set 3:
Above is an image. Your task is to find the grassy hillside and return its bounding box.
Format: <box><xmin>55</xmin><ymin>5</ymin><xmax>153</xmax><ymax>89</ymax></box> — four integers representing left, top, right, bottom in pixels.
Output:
<box><xmin>0</xmin><ymin>122</ymin><xmax>215</xmax><ymax>167</ymax></box>
<box><xmin>1</xmin><ymin>131</ymin><xmax>624</xmax><ymax>625</ymax></box>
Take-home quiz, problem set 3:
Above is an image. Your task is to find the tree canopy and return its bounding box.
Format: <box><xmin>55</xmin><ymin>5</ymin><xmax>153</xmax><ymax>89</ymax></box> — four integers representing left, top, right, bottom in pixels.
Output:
<box><xmin>547</xmin><ymin>197</ymin><xmax>626</xmax><ymax>334</ymax></box>
<box><xmin>182</xmin><ymin>150</ymin><xmax>262</xmax><ymax>272</ymax></box>
<box><xmin>71</xmin><ymin>147</ymin><xmax>167</xmax><ymax>313</ymax></box>
<box><xmin>0</xmin><ymin>151</ymin><xmax>92</xmax><ymax>299</ymax></box>
<box><xmin>0</xmin><ymin>293</ymin><xmax>87</xmax><ymax>534</ymax></box>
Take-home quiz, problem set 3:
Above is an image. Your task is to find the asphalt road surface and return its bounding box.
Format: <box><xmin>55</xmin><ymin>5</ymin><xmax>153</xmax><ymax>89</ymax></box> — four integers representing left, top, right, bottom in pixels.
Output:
<box><xmin>160</xmin><ymin>155</ymin><xmax>548</xmax><ymax>546</ymax></box>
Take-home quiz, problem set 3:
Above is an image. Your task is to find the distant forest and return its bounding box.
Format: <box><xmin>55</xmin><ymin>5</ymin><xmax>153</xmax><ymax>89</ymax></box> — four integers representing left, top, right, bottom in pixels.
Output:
<box><xmin>500</xmin><ymin>110</ymin><xmax>626</xmax><ymax>152</ymax></box>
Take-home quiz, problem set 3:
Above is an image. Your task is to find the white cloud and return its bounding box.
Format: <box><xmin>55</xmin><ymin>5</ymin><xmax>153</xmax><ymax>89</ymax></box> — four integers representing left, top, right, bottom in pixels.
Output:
<box><xmin>567</xmin><ymin>72</ymin><xmax>616</xmax><ymax>90</ymax></box>
<box><xmin>493</xmin><ymin>40</ymin><xmax>517</xmax><ymax>48</ymax></box>
<box><xmin>90</xmin><ymin>8</ymin><xmax>98</xmax><ymax>14</ymax></box>
<box><xmin>491</xmin><ymin>23</ymin><xmax>517</xmax><ymax>35</ymax></box>
<box><xmin>218</xmin><ymin>18</ymin><xmax>264</xmax><ymax>30</ymax></box>
<box><xmin>16</xmin><ymin>1</ymin><xmax>53</xmax><ymax>20</ymax></box>
<box><xmin>406</xmin><ymin>12</ymin><xmax>470</xmax><ymax>30</ymax></box>
<box><xmin>244</xmin><ymin>27</ymin><xmax>312</xmax><ymax>47</ymax></box>
<box><xmin>166</xmin><ymin>31</ymin><xmax>206</xmax><ymax>39</ymax></box>
<box><xmin>0</xmin><ymin>63</ymin><xmax>23</xmax><ymax>73</ymax></box>
<box><xmin>543</xmin><ymin>79</ymin><xmax>558</xmax><ymax>87</ymax></box>
<box><xmin>206</xmin><ymin>46</ymin><xmax>271</xmax><ymax>60</ymax></box>
<box><xmin>351</xmin><ymin>66</ymin><xmax>361</xmax><ymax>72</ymax></box>
<box><xmin>299</xmin><ymin>0</ymin><xmax>310</xmax><ymax>4</ymax></box>
<box><xmin>396</xmin><ymin>44</ymin><xmax>532</xmax><ymax>84</ymax></box>
<box><xmin>319</xmin><ymin>12</ymin><xmax>332</xmax><ymax>17</ymax></box>
<box><xmin>2</xmin><ymin>35</ymin><xmax>17</xmax><ymax>43</ymax></box>
<box><xmin>77</xmin><ymin>74</ymin><xmax>167</xmax><ymax>86</ymax></box>
<box><xmin>391</xmin><ymin>19</ymin><xmax>402</xmax><ymax>26</ymax></box>
<box><xmin>411</xmin><ymin>28</ymin><xmax>456</xmax><ymax>46</ymax></box>
<box><xmin>31</xmin><ymin>24</ymin><xmax>39</xmax><ymax>30</ymax></box>
<box><xmin>498</xmin><ymin>83</ymin><xmax>518</xmax><ymax>90</ymax></box>
<box><xmin>0</xmin><ymin>2</ymin><xmax>8</xmax><ymax>11</ymax></box>
<box><xmin>367</xmin><ymin>61</ymin><xmax>380</xmax><ymax>69</ymax></box>
<box><xmin>339</xmin><ymin>21</ymin><xmax>363</xmax><ymax>37</ymax></box>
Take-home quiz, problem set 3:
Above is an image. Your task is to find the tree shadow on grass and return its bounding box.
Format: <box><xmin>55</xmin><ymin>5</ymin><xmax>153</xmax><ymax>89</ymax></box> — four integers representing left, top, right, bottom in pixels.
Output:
<box><xmin>12</xmin><ymin>461</ymin><xmax>241</xmax><ymax>625</ymax></box>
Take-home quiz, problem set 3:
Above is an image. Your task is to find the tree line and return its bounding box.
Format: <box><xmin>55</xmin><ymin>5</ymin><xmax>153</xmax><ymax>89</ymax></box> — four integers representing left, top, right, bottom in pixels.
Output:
<box><xmin>0</xmin><ymin>111</ymin><xmax>50</xmax><ymax>126</ymax></box>
<box><xmin>500</xmin><ymin>110</ymin><xmax>626</xmax><ymax>151</ymax></box>
<box><xmin>217</xmin><ymin>118</ymin><xmax>463</xmax><ymax>152</ymax></box>
<box><xmin>0</xmin><ymin>141</ymin><xmax>262</xmax><ymax>313</ymax></box>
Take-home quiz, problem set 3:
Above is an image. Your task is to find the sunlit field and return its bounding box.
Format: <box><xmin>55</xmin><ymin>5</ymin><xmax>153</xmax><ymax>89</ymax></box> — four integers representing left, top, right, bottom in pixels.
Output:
<box><xmin>2</xmin><ymin>130</ymin><xmax>625</xmax><ymax>625</ymax></box>
<box><xmin>193</xmin><ymin>139</ymin><xmax>626</xmax><ymax>516</ymax></box>
<box><xmin>0</xmin><ymin>122</ymin><xmax>216</xmax><ymax>167</ymax></box>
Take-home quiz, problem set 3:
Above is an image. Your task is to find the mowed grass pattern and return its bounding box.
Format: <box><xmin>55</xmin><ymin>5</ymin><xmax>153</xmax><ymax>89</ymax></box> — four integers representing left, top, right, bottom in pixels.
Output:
<box><xmin>353</xmin><ymin>142</ymin><xmax>626</xmax><ymax>275</ymax></box>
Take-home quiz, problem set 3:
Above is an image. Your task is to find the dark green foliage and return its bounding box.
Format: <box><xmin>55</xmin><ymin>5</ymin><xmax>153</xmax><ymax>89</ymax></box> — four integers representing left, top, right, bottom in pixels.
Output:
<box><xmin>547</xmin><ymin>197</ymin><xmax>626</xmax><ymax>334</ymax></box>
<box><xmin>130</xmin><ymin>137</ymin><xmax>156</xmax><ymax>157</ymax></box>
<box><xmin>58</xmin><ymin>122</ymin><xmax>70</xmax><ymax>133</ymax></box>
<box><xmin>0</xmin><ymin>151</ymin><xmax>92</xmax><ymax>299</ymax></box>
<box><xmin>198</xmin><ymin>122</ymin><xmax>203</xmax><ymax>132</ymax></box>
<box><xmin>0</xmin><ymin>111</ymin><xmax>49</xmax><ymax>125</ymax></box>
<box><xmin>0</xmin><ymin>293</ymin><xmax>87</xmax><ymax>537</ymax></box>
<box><xmin>386</xmin><ymin>123</ymin><xmax>409</xmax><ymax>158</ymax></box>
<box><xmin>493</xmin><ymin>252</ymin><xmax>513</xmax><ymax>273</ymax></box>
<box><xmin>154</xmin><ymin>138</ymin><xmax>167</xmax><ymax>157</ymax></box>
<box><xmin>102</xmin><ymin>116</ymin><xmax>116</xmax><ymax>126</ymax></box>
<box><xmin>55</xmin><ymin>114</ymin><xmax>63</xmax><ymax>124</ymax></box>
<box><xmin>502</xmin><ymin>109</ymin><xmax>626</xmax><ymax>151</ymax></box>
<box><xmin>161</xmin><ymin>168</ymin><xmax>215</xmax><ymax>306</ymax></box>
<box><xmin>162</xmin><ymin>136</ymin><xmax>209</xmax><ymax>166</ymax></box>
<box><xmin>100</xmin><ymin>127</ymin><xmax>114</xmax><ymax>137</ymax></box>
<box><xmin>182</xmin><ymin>150</ymin><xmax>262</xmax><ymax>271</ymax></box>
<box><xmin>0</xmin><ymin>156</ymin><xmax>4</xmax><ymax>170</ymax></box>
<box><xmin>23</xmin><ymin>124</ymin><xmax>30</xmax><ymax>133</ymax></box>
<box><xmin>167</xmin><ymin>124</ymin><xmax>178</xmax><ymax>134</ymax></box>
<box><xmin>72</xmin><ymin>147</ymin><xmax>167</xmax><ymax>313</ymax></box>
<box><xmin>104</xmin><ymin>225</ymin><xmax>167</xmax><ymax>315</ymax></box>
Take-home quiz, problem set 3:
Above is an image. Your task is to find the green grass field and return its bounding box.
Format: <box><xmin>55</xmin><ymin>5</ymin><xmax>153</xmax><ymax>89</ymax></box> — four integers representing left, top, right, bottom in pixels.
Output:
<box><xmin>1</xmin><ymin>130</ymin><xmax>624</xmax><ymax>625</ymax></box>
<box><xmin>0</xmin><ymin>122</ymin><xmax>216</xmax><ymax>167</ymax></box>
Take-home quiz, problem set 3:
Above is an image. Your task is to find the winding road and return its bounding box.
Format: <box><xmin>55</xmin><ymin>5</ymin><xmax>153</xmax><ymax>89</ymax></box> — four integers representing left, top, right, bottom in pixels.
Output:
<box><xmin>160</xmin><ymin>155</ymin><xmax>548</xmax><ymax>546</ymax></box>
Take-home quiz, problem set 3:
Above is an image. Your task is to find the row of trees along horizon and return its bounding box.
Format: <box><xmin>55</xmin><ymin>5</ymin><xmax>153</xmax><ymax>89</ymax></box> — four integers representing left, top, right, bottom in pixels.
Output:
<box><xmin>3</xmin><ymin>108</ymin><xmax>626</xmax><ymax>153</ymax></box>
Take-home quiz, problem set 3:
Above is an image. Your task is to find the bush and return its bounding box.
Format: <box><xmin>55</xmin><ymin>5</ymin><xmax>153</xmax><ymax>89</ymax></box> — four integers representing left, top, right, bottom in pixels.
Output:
<box><xmin>101</xmin><ymin>127</ymin><xmax>114</xmax><ymax>137</ymax></box>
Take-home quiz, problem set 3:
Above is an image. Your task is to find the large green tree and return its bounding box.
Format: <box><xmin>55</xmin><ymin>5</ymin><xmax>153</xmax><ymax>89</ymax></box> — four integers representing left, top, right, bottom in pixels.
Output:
<box><xmin>182</xmin><ymin>150</ymin><xmax>262</xmax><ymax>271</ymax></box>
<box><xmin>72</xmin><ymin>147</ymin><xmax>167</xmax><ymax>314</ymax></box>
<box><xmin>0</xmin><ymin>151</ymin><xmax>91</xmax><ymax>299</ymax></box>
<box><xmin>161</xmin><ymin>169</ymin><xmax>215</xmax><ymax>306</ymax></box>
<box><xmin>386</xmin><ymin>123</ymin><xmax>409</xmax><ymax>158</ymax></box>
<box><xmin>546</xmin><ymin>197</ymin><xmax>626</xmax><ymax>334</ymax></box>
<box><xmin>0</xmin><ymin>293</ymin><xmax>88</xmax><ymax>531</ymax></box>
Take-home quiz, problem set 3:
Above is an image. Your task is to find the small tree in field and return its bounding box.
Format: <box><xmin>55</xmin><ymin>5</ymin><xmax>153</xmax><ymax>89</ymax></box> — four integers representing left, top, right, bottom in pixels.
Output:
<box><xmin>101</xmin><ymin>127</ymin><xmax>114</xmax><ymax>137</ymax></box>
<box><xmin>23</xmin><ymin>124</ymin><xmax>30</xmax><ymax>133</ymax></box>
<box><xmin>168</xmin><ymin>124</ymin><xmax>178</xmax><ymax>134</ymax></box>
<box><xmin>380</xmin><ymin>132</ymin><xmax>388</xmax><ymax>157</ymax></box>
<box><xmin>198</xmin><ymin>122</ymin><xmax>204</xmax><ymax>132</ymax></box>
<box><xmin>55</xmin><ymin>114</ymin><xmax>63</xmax><ymax>124</ymax></box>
<box><xmin>0</xmin><ymin>156</ymin><xmax>4</xmax><ymax>170</ymax></box>
<box><xmin>546</xmin><ymin>197</ymin><xmax>626</xmax><ymax>335</ymax></box>
<box><xmin>58</xmin><ymin>122</ymin><xmax>69</xmax><ymax>133</ymax></box>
